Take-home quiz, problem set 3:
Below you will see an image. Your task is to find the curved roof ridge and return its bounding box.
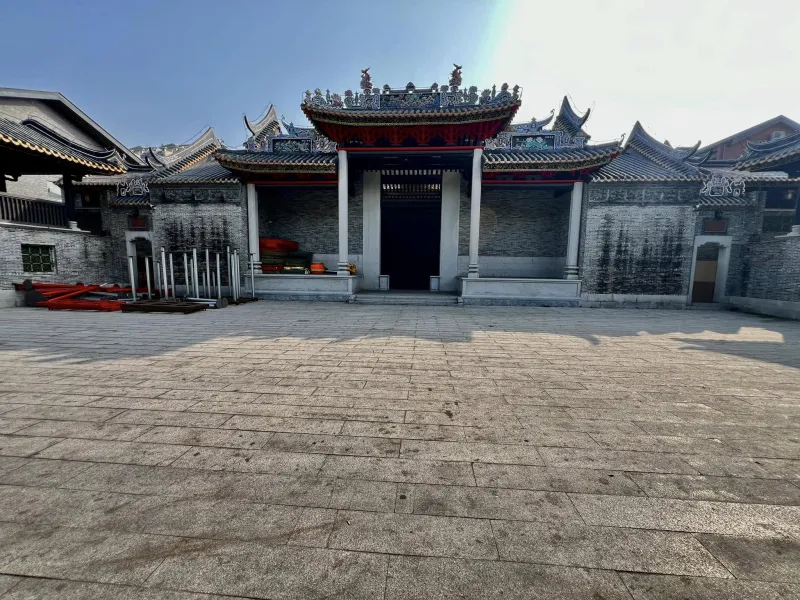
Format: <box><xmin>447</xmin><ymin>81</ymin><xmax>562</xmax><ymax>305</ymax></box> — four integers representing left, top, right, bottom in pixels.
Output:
<box><xmin>742</xmin><ymin>131</ymin><xmax>800</xmax><ymax>156</ymax></box>
<box><xmin>159</xmin><ymin>127</ymin><xmax>220</xmax><ymax>166</ymax></box>
<box><xmin>626</xmin><ymin>122</ymin><xmax>701</xmax><ymax>175</ymax></box>
<box><xmin>244</xmin><ymin>105</ymin><xmax>281</xmax><ymax>144</ymax></box>
<box><xmin>552</xmin><ymin>96</ymin><xmax>591</xmax><ymax>138</ymax></box>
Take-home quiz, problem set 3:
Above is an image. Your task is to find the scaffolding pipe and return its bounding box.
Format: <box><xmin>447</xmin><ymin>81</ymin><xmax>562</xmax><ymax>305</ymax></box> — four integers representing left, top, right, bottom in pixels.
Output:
<box><xmin>169</xmin><ymin>253</ymin><xmax>176</xmax><ymax>301</ymax></box>
<box><xmin>250</xmin><ymin>253</ymin><xmax>256</xmax><ymax>298</ymax></box>
<box><xmin>233</xmin><ymin>250</ymin><xmax>239</xmax><ymax>301</ymax></box>
<box><xmin>144</xmin><ymin>258</ymin><xmax>152</xmax><ymax>299</ymax></box>
<box><xmin>160</xmin><ymin>247</ymin><xmax>169</xmax><ymax>299</ymax></box>
<box><xmin>154</xmin><ymin>260</ymin><xmax>161</xmax><ymax>298</ymax></box>
<box><xmin>205</xmin><ymin>248</ymin><xmax>211</xmax><ymax>298</ymax></box>
<box><xmin>192</xmin><ymin>248</ymin><xmax>199</xmax><ymax>298</ymax></box>
<box><xmin>216</xmin><ymin>253</ymin><xmax>222</xmax><ymax>299</ymax></box>
<box><xmin>182</xmin><ymin>253</ymin><xmax>189</xmax><ymax>297</ymax></box>
<box><xmin>226</xmin><ymin>246</ymin><xmax>231</xmax><ymax>297</ymax></box>
<box><xmin>127</xmin><ymin>256</ymin><xmax>137</xmax><ymax>301</ymax></box>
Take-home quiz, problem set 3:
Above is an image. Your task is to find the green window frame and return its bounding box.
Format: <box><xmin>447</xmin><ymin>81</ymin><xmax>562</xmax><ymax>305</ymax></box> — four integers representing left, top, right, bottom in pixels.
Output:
<box><xmin>21</xmin><ymin>244</ymin><xmax>55</xmax><ymax>273</ymax></box>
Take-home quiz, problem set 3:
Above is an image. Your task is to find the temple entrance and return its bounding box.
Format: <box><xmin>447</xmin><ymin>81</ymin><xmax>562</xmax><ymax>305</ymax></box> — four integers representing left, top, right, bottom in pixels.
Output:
<box><xmin>381</xmin><ymin>200</ymin><xmax>441</xmax><ymax>290</ymax></box>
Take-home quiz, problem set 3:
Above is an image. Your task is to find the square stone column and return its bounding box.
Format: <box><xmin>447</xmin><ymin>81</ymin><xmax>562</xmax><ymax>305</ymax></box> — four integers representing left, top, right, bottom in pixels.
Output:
<box><xmin>337</xmin><ymin>150</ymin><xmax>350</xmax><ymax>275</ymax></box>
<box><xmin>246</xmin><ymin>183</ymin><xmax>261</xmax><ymax>270</ymax></box>
<box><xmin>439</xmin><ymin>171</ymin><xmax>461</xmax><ymax>291</ymax></box>
<box><xmin>564</xmin><ymin>181</ymin><xmax>583</xmax><ymax>279</ymax></box>
<box><xmin>467</xmin><ymin>148</ymin><xmax>483</xmax><ymax>278</ymax></box>
<box><xmin>362</xmin><ymin>171</ymin><xmax>381</xmax><ymax>289</ymax></box>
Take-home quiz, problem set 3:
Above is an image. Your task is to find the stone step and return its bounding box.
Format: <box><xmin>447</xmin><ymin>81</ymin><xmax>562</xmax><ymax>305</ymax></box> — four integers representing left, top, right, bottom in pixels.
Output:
<box><xmin>354</xmin><ymin>293</ymin><xmax>459</xmax><ymax>306</ymax></box>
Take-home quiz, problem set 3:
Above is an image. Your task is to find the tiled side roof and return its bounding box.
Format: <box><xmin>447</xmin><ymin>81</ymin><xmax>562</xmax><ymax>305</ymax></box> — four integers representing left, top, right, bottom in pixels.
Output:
<box><xmin>76</xmin><ymin>128</ymin><xmax>222</xmax><ymax>186</ymax></box>
<box><xmin>592</xmin><ymin>122</ymin><xmax>703</xmax><ymax>182</ymax></box>
<box><xmin>484</xmin><ymin>142</ymin><xmax>620</xmax><ymax>172</ymax></box>
<box><xmin>695</xmin><ymin>196</ymin><xmax>756</xmax><ymax>209</ymax></box>
<box><xmin>215</xmin><ymin>150</ymin><xmax>337</xmax><ymax>174</ymax></box>
<box><xmin>552</xmin><ymin>97</ymin><xmax>591</xmax><ymax>139</ymax></box>
<box><xmin>108</xmin><ymin>195</ymin><xmax>151</xmax><ymax>207</ymax></box>
<box><xmin>245</xmin><ymin>105</ymin><xmax>281</xmax><ymax>145</ymax></box>
<box><xmin>0</xmin><ymin>118</ymin><xmax>125</xmax><ymax>174</ymax></box>
<box><xmin>735</xmin><ymin>133</ymin><xmax>800</xmax><ymax>170</ymax></box>
<box><xmin>153</xmin><ymin>159</ymin><xmax>239</xmax><ymax>184</ymax></box>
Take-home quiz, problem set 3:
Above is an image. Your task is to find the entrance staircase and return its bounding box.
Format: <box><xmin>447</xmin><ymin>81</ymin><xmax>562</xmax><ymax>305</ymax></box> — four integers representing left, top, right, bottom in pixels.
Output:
<box><xmin>354</xmin><ymin>292</ymin><xmax>459</xmax><ymax>306</ymax></box>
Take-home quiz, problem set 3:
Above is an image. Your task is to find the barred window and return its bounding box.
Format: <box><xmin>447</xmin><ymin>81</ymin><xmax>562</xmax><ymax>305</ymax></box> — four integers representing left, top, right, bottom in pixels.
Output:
<box><xmin>21</xmin><ymin>244</ymin><xmax>55</xmax><ymax>273</ymax></box>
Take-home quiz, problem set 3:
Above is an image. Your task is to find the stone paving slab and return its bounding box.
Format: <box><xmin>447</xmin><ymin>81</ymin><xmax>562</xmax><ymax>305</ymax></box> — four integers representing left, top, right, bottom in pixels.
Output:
<box><xmin>1</xmin><ymin>304</ymin><xmax>800</xmax><ymax>598</ymax></box>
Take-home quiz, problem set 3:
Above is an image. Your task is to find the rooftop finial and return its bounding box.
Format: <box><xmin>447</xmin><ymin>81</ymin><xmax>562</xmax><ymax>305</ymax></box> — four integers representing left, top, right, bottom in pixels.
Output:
<box><xmin>449</xmin><ymin>64</ymin><xmax>463</xmax><ymax>88</ymax></box>
<box><xmin>360</xmin><ymin>68</ymin><xmax>372</xmax><ymax>91</ymax></box>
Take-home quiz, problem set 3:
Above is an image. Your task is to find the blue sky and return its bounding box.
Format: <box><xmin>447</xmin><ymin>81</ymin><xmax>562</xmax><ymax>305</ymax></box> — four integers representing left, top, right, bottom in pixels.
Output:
<box><xmin>2</xmin><ymin>0</ymin><xmax>798</xmax><ymax>150</ymax></box>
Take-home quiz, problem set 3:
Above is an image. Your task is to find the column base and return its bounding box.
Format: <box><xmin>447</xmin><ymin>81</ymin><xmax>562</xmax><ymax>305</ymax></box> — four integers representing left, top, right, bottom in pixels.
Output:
<box><xmin>564</xmin><ymin>265</ymin><xmax>580</xmax><ymax>280</ymax></box>
<box><xmin>337</xmin><ymin>262</ymin><xmax>350</xmax><ymax>276</ymax></box>
<box><xmin>467</xmin><ymin>264</ymin><xmax>479</xmax><ymax>279</ymax></box>
<box><xmin>779</xmin><ymin>225</ymin><xmax>800</xmax><ymax>237</ymax></box>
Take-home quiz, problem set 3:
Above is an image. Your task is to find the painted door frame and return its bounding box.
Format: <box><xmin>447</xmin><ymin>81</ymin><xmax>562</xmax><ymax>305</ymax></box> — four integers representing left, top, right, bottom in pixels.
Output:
<box><xmin>687</xmin><ymin>235</ymin><xmax>732</xmax><ymax>304</ymax></box>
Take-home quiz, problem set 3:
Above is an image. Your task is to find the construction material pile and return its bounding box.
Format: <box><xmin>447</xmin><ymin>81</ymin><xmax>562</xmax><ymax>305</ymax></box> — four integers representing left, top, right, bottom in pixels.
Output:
<box><xmin>16</xmin><ymin>280</ymin><xmax>135</xmax><ymax>312</ymax></box>
<box><xmin>259</xmin><ymin>238</ymin><xmax>322</xmax><ymax>274</ymax></box>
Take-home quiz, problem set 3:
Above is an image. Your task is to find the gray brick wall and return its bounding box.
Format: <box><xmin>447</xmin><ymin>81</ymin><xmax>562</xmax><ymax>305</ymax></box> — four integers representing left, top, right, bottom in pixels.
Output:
<box><xmin>0</xmin><ymin>224</ymin><xmax>111</xmax><ymax>288</ymax></box>
<box><xmin>581</xmin><ymin>183</ymin><xmax>699</xmax><ymax>295</ymax></box>
<box><xmin>458</xmin><ymin>188</ymin><xmax>569</xmax><ymax>256</ymax></box>
<box><xmin>738</xmin><ymin>236</ymin><xmax>800</xmax><ymax>302</ymax></box>
<box><xmin>694</xmin><ymin>193</ymin><xmax>763</xmax><ymax>296</ymax></box>
<box><xmin>257</xmin><ymin>182</ymin><xmax>363</xmax><ymax>255</ymax></box>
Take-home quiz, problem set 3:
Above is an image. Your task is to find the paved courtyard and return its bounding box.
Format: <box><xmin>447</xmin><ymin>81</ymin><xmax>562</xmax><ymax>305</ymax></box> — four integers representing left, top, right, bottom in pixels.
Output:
<box><xmin>0</xmin><ymin>303</ymin><xmax>798</xmax><ymax>599</ymax></box>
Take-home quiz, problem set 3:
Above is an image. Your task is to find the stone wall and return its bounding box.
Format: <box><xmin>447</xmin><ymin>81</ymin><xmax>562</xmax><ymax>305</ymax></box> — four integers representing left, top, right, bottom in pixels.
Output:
<box><xmin>257</xmin><ymin>183</ymin><xmax>363</xmax><ymax>255</ymax></box>
<box><xmin>459</xmin><ymin>188</ymin><xmax>568</xmax><ymax>257</ymax></box>
<box><xmin>0</xmin><ymin>223</ymin><xmax>111</xmax><ymax>288</ymax></box>
<box><xmin>738</xmin><ymin>235</ymin><xmax>800</xmax><ymax>302</ymax></box>
<box><xmin>581</xmin><ymin>183</ymin><xmax>699</xmax><ymax>297</ymax></box>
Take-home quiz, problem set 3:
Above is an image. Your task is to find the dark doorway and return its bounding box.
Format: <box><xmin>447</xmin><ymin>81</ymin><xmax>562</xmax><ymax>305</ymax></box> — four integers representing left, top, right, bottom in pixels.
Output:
<box><xmin>381</xmin><ymin>200</ymin><xmax>441</xmax><ymax>290</ymax></box>
<box><xmin>691</xmin><ymin>244</ymin><xmax>720</xmax><ymax>303</ymax></box>
<box><xmin>133</xmin><ymin>238</ymin><xmax>153</xmax><ymax>290</ymax></box>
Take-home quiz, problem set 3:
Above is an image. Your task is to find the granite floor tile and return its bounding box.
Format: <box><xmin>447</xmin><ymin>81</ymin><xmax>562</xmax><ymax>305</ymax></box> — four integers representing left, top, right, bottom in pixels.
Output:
<box><xmin>492</xmin><ymin>520</ymin><xmax>730</xmax><ymax>576</ymax></box>
<box><xmin>146</xmin><ymin>541</ymin><xmax>387</xmax><ymax>599</ymax></box>
<box><xmin>386</xmin><ymin>555</ymin><xmax>634</xmax><ymax>600</ymax></box>
<box><xmin>620</xmin><ymin>572</ymin><xmax>800</xmax><ymax>600</ymax></box>
<box><xmin>329</xmin><ymin>509</ymin><xmax>497</xmax><ymax>559</ymax></box>
<box><xmin>340</xmin><ymin>421</ymin><xmax>465</xmax><ymax>441</ymax></box>
<box><xmin>630</xmin><ymin>472</ymin><xmax>800</xmax><ymax>505</ymax></box>
<box><xmin>265</xmin><ymin>432</ymin><xmax>399</xmax><ymax>457</ymax></box>
<box><xmin>473</xmin><ymin>463</ymin><xmax>646</xmax><ymax>495</ymax></box>
<box><xmin>108</xmin><ymin>410</ymin><xmax>231</xmax><ymax>428</ymax></box>
<box><xmin>0</xmin><ymin>578</ymin><xmax>232</xmax><ymax>599</ymax></box>
<box><xmin>570</xmin><ymin>494</ymin><xmax>800</xmax><ymax>538</ymax></box>
<box><xmin>11</xmin><ymin>419</ymin><xmax>152</xmax><ymax>441</ymax></box>
<box><xmin>321</xmin><ymin>455</ymin><xmax>475</xmax><ymax>485</ymax></box>
<box><xmin>219</xmin><ymin>414</ymin><xmax>344</xmax><ymax>435</ymax></box>
<box><xmin>539</xmin><ymin>447</ymin><xmax>699</xmax><ymax>474</ymax></box>
<box><xmin>1</xmin><ymin>405</ymin><xmax>123</xmax><ymax>422</ymax></box>
<box><xmin>697</xmin><ymin>534</ymin><xmax>800</xmax><ymax>583</ymax></box>
<box><xmin>169</xmin><ymin>446</ymin><xmax>326</xmax><ymax>476</ymax></box>
<box><xmin>0</xmin><ymin>458</ymin><xmax>93</xmax><ymax>487</ymax></box>
<box><xmin>400</xmin><ymin>439</ymin><xmax>543</xmax><ymax>464</ymax></box>
<box><xmin>412</xmin><ymin>484</ymin><xmax>580</xmax><ymax>522</ymax></box>
<box><xmin>0</xmin><ymin>418</ymin><xmax>40</xmax><ymax>434</ymax></box>
<box><xmin>0</xmin><ymin>434</ymin><xmax>60</xmax><ymax>457</ymax></box>
<box><xmin>132</xmin><ymin>426</ymin><xmax>274</xmax><ymax>449</ymax></box>
<box><xmin>0</xmin><ymin>522</ymin><xmax>183</xmax><ymax>586</ymax></box>
<box><xmin>36</xmin><ymin>438</ymin><xmax>190</xmax><ymax>466</ymax></box>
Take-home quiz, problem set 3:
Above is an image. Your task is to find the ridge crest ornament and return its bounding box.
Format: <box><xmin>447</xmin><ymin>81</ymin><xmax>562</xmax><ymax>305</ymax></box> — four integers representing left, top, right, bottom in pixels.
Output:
<box><xmin>700</xmin><ymin>171</ymin><xmax>747</xmax><ymax>197</ymax></box>
<box><xmin>117</xmin><ymin>178</ymin><xmax>149</xmax><ymax>197</ymax></box>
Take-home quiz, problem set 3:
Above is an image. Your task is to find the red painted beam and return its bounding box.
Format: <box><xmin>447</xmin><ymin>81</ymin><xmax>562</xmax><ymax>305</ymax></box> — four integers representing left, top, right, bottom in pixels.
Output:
<box><xmin>344</xmin><ymin>146</ymin><xmax>483</xmax><ymax>153</ymax></box>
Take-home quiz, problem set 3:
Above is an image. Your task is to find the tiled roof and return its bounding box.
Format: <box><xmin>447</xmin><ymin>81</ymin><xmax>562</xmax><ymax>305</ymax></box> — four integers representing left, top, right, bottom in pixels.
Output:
<box><xmin>302</xmin><ymin>100</ymin><xmax>520</xmax><ymax>127</ymax></box>
<box><xmin>735</xmin><ymin>133</ymin><xmax>800</xmax><ymax>170</ymax></box>
<box><xmin>0</xmin><ymin>118</ymin><xmax>125</xmax><ymax>174</ymax></box>
<box><xmin>484</xmin><ymin>141</ymin><xmax>620</xmax><ymax>172</ymax></box>
<box><xmin>695</xmin><ymin>196</ymin><xmax>756</xmax><ymax>209</ymax></box>
<box><xmin>592</xmin><ymin>122</ymin><xmax>703</xmax><ymax>182</ymax></box>
<box><xmin>215</xmin><ymin>150</ymin><xmax>337</xmax><ymax>173</ymax></box>
<box><xmin>108</xmin><ymin>195</ymin><xmax>151</xmax><ymax>207</ymax></box>
<box><xmin>552</xmin><ymin>97</ymin><xmax>591</xmax><ymax>139</ymax></box>
<box><xmin>76</xmin><ymin>128</ymin><xmax>222</xmax><ymax>186</ymax></box>
<box><xmin>153</xmin><ymin>159</ymin><xmax>239</xmax><ymax>184</ymax></box>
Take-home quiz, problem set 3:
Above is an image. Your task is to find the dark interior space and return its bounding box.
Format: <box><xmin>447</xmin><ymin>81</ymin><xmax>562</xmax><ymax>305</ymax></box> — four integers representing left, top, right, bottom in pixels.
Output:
<box><xmin>381</xmin><ymin>200</ymin><xmax>441</xmax><ymax>290</ymax></box>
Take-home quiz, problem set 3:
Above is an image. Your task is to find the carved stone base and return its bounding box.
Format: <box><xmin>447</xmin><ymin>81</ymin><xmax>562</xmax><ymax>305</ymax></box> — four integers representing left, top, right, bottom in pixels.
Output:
<box><xmin>780</xmin><ymin>225</ymin><xmax>800</xmax><ymax>237</ymax></box>
<box><xmin>564</xmin><ymin>265</ymin><xmax>580</xmax><ymax>280</ymax></box>
<box><xmin>337</xmin><ymin>262</ymin><xmax>351</xmax><ymax>276</ymax></box>
<box><xmin>467</xmin><ymin>263</ymin><xmax>479</xmax><ymax>279</ymax></box>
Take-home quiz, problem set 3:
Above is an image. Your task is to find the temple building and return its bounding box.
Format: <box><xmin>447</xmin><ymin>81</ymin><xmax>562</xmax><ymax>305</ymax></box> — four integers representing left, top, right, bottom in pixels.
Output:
<box><xmin>2</xmin><ymin>68</ymin><xmax>800</xmax><ymax>316</ymax></box>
